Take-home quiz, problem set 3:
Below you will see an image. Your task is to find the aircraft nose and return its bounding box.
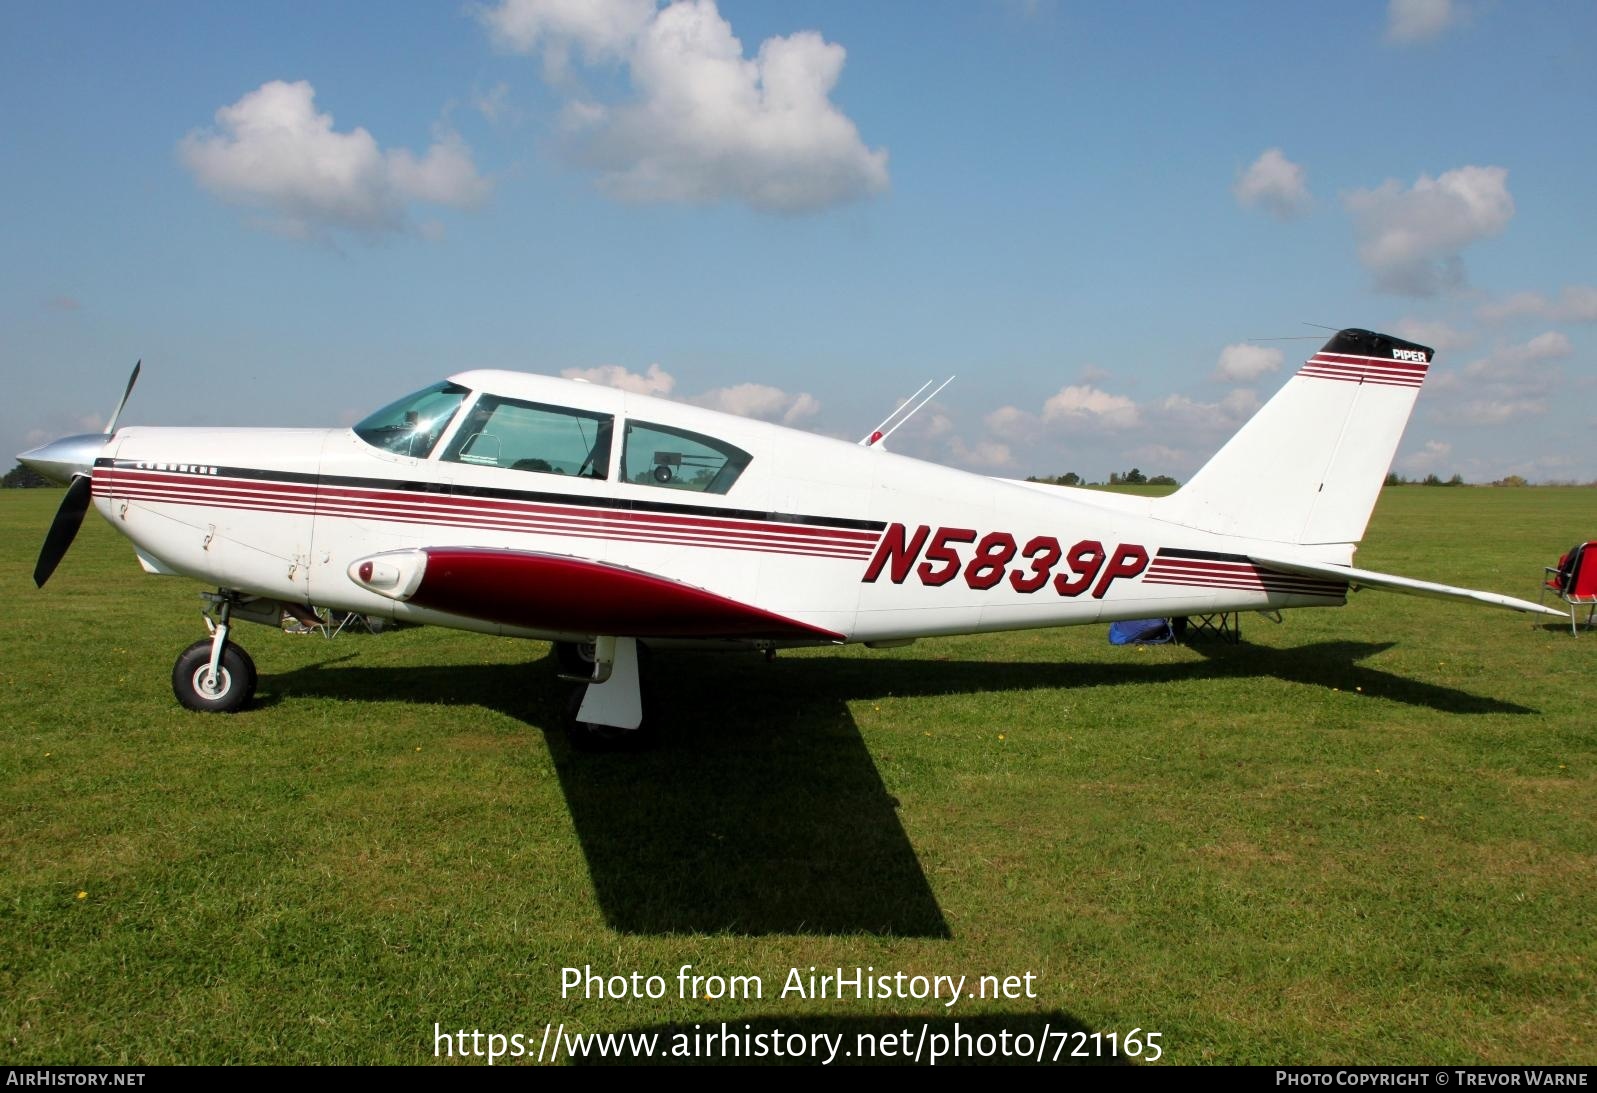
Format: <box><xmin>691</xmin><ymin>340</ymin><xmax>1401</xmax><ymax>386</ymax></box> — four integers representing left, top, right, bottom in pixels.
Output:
<box><xmin>17</xmin><ymin>433</ymin><xmax>109</xmax><ymax>485</ymax></box>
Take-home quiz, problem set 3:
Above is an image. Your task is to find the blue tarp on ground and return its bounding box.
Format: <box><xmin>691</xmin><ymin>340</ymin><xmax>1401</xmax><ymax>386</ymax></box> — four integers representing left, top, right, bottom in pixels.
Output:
<box><xmin>1108</xmin><ymin>618</ymin><xmax>1173</xmax><ymax>645</ymax></box>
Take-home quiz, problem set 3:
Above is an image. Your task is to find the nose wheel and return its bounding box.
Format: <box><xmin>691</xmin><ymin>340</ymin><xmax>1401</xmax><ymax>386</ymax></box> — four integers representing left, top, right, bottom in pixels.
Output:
<box><xmin>172</xmin><ymin>592</ymin><xmax>258</xmax><ymax>713</ymax></box>
<box><xmin>172</xmin><ymin>639</ymin><xmax>257</xmax><ymax>712</ymax></box>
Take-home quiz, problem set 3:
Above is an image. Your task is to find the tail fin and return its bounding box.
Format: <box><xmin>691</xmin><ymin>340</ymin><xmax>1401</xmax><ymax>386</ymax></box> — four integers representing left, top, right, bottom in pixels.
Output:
<box><xmin>1159</xmin><ymin>328</ymin><xmax>1433</xmax><ymax>547</ymax></box>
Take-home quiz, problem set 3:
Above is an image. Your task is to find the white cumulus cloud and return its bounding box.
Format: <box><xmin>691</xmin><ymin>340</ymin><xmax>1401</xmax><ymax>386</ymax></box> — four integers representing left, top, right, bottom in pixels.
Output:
<box><xmin>1213</xmin><ymin>343</ymin><xmax>1283</xmax><ymax>382</ymax></box>
<box><xmin>1462</xmin><ymin>331</ymin><xmax>1571</xmax><ymax>378</ymax></box>
<box><xmin>1397</xmin><ymin>439</ymin><xmax>1454</xmax><ymax>475</ymax></box>
<box><xmin>1428</xmin><ymin>331</ymin><xmax>1568</xmax><ymax>426</ymax></box>
<box><xmin>1041</xmin><ymin>385</ymin><xmax>1141</xmax><ymax>430</ymax></box>
<box><xmin>1445</xmin><ymin>399</ymin><xmax>1548</xmax><ymax>426</ymax></box>
<box><xmin>1478</xmin><ymin>284</ymin><xmax>1597</xmax><ymax>324</ymax></box>
<box><xmin>948</xmin><ymin>436</ymin><xmax>1014</xmax><ymax>471</ymax></box>
<box><xmin>1385</xmin><ymin>0</ymin><xmax>1464</xmax><ymax>44</ymax></box>
<box><xmin>984</xmin><ymin>404</ymin><xmax>1039</xmax><ymax>442</ymax></box>
<box><xmin>1155</xmin><ymin>389</ymin><xmax>1262</xmax><ymax>432</ymax></box>
<box><xmin>1343</xmin><ymin>165</ymin><xmax>1513</xmax><ymax>296</ymax></box>
<box><xmin>483</xmin><ymin>0</ymin><xmax>655</xmax><ymax>61</ymax></box>
<box><xmin>561</xmin><ymin>361</ymin><xmax>676</xmax><ymax>395</ymax></box>
<box><xmin>977</xmin><ymin>380</ymin><xmax>1274</xmax><ymax>483</ymax></box>
<box><xmin>479</xmin><ymin>0</ymin><xmax>889</xmax><ymax>213</ymax></box>
<box><xmin>692</xmin><ymin>383</ymin><xmax>820</xmax><ymax>425</ymax></box>
<box><xmin>982</xmin><ymin>382</ymin><xmax>1142</xmax><ymax>459</ymax></box>
<box><xmin>560</xmin><ymin>362</ymin><xmax>819</xmax><ymax>424</ymax></box>
<box><xmin>180</xmin><ymin>80</ymin><xmax>491</xmax><ymax>239</ymax></box>
<box><xmin>1233</xmin><ymin>148</ymin><xmax>1311</xmax><ymax>220</ymax></box>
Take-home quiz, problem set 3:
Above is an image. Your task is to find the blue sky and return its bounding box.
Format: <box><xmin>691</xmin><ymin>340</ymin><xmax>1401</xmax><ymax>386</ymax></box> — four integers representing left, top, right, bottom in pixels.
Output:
<box><xmin>4</xmin><ymin>0</ymin><xmax>1593</xmax><ymax>483</ymax></box>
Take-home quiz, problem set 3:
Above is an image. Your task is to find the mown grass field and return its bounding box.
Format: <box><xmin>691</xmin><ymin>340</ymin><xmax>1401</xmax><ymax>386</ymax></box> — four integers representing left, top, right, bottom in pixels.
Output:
<box><xmin>1</xmin><ymin>485</ymin><xmax>1593</xmax><ymax>1065</ymax></box>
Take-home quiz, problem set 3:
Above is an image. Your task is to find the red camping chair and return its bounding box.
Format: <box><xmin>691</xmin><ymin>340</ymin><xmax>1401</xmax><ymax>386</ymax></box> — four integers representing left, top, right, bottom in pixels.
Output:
<box><xmin>1541</xmin><ymin>541</ymin><xmax>1597</xmax><ymax>636</ymax></box>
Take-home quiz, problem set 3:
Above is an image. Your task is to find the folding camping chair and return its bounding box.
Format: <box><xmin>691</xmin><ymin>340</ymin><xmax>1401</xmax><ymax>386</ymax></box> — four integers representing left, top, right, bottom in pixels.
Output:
<box><xmin>280</xmin><ymin>605</ymin><xmax>383</xmax><ymax>639</ymax></box>
<box><xmin>1541</xmin><ymin>541</ymin><xmax>1597</xmax><ymax>636</ymax></box>
<box><xmin>313</xmin><ymin>607</ymin><xmax>384</xmax><ymax>639</ymax></box>
<box><xmin>1172</xmin><ymin>612</ymin><xmax>1242</xmax><ymax>644</ymax></box>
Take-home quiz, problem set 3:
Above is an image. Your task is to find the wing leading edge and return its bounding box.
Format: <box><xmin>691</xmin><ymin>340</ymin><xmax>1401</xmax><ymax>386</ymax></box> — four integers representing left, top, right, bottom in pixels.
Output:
<box><xmin>1250</xmin><ymin>554</ymin><xmax>1565</xmax><ymax>618</ymax></box>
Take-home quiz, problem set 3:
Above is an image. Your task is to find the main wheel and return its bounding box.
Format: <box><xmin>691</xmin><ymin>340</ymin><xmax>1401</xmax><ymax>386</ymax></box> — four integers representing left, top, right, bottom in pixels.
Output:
<box><xmin>553</xmin><ymin>640</ymin><xmax>597</xmax><ymax>678</ymax></box>
<box><xmin>172</xmin><ymin>639</ymin><xmax>257</xmax><ymax>713</ymax></box>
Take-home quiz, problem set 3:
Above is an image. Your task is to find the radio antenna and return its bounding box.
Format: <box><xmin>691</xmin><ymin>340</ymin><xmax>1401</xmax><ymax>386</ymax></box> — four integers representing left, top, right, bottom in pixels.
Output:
<box><xmin>862</xmin><ymin>376</ymin><xmax>955</xmax><ymax>447</ymax></box>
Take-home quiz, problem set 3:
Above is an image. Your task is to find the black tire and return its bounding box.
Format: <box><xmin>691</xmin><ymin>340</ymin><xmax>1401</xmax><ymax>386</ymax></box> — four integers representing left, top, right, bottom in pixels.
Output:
<box><xmin>553</xmin><ymin>640</ymin><xmax>597</xmax><ymax>678</ymax></box>
<box><xmin>563</xmin><ymin>685</ymin><xmax>655</xmax><ymax>752</ymax></box>
<box><xmin>172</xmin><ymin>638</ymin><xmax>257</xmax><ymax>713</ymax></box>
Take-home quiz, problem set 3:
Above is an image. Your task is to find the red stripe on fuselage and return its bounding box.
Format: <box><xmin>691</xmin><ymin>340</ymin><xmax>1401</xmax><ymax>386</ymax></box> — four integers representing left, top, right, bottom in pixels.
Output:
<box><xmin>93</xmin><ymin>467</ymin><xmax>876</xmax><ymax>560</ymax></box>
<box><xmin>1145</xmin><ymin>557</ymin><xmax>1346</xmax><ymax>598</ymax></box>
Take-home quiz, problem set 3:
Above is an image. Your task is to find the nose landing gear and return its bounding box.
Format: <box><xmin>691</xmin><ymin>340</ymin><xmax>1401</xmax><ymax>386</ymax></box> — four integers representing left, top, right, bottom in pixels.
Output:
<box><xmin>172</xmin><ymin>592</ymin><xmax>258</xmax><ymax>713</ymax></box>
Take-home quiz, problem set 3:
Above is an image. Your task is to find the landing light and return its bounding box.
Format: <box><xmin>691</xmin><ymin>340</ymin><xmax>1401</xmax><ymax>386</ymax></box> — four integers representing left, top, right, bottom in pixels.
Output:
<box><xmin>347</xmin><ymin>550</ymin><xmax>427</xmax><ymax>601</ymax></box>
<box><xmin>358</xmin><ymin>560</ymin><xmax>402</xmax><ymax>589</ymax></box>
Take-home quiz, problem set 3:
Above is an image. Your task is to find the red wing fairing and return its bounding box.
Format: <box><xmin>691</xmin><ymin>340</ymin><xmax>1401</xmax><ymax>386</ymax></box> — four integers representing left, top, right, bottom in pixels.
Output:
<box><xmin>351</xmin><ymin>546</ymin><xmax>845</xmax><ymax>641</ymax></box>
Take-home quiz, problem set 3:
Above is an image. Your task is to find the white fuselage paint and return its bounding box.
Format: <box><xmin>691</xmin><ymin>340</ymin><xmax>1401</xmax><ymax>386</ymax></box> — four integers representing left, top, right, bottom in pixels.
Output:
<box><xmin>88</xmin><ymin>370</ymin><xmax>1350</xmax><ymax>646</ymax></box>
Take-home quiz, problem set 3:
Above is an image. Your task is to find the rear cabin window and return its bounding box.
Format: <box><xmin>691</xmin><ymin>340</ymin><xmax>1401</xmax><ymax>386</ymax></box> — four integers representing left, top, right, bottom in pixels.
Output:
<box><xmin>441</xmin><ymin>395</ymin><xmax>613</xmax><ymax>479</ymax></box>
<box><xmin>352</xmin><ymin>381</ymin><xmax>468</xmax><ymax>459</ymax></box>
<box><xmin>621</xmin><ymin>420</ymin><xmax>752</xmax><ymax>494</ymax></box>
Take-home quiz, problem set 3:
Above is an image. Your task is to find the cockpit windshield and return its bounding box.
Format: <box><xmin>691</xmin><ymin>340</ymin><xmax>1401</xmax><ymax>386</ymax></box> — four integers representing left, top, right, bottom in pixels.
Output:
<box><xmin>352</xmin><ymin>381</ymin><xmax>468</xmax><ymax>458</ymax></box>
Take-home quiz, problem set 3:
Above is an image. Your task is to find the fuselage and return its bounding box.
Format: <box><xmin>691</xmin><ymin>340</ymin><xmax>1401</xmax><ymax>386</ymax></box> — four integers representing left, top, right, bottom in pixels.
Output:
<box><xmin>87</xmin><ymin>369</ymin><xmax>1351</xmax><ymax>645</ymax></box>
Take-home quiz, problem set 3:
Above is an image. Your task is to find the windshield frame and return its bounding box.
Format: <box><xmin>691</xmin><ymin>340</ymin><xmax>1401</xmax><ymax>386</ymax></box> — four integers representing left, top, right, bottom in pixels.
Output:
<box><xmin>351</xmin><ymin>381</ymin><xmax>470</xmax><ymax>460</ymax></box>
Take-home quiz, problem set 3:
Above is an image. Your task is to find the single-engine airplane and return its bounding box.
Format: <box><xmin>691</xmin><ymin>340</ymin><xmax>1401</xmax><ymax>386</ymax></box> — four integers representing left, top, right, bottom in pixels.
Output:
<box><xmin>20</xmin><ymin>329</ymin><xmax>1564</xmax><ymax>747</ymax></box>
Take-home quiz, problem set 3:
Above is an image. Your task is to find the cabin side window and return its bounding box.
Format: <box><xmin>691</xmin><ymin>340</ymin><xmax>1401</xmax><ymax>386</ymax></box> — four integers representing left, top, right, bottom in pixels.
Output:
<box><xmin>621</xmin><ymin>420</ymin><xmax>752</xmax><ymax>494</ymax></box>
<box><xmin>352</xmin><ymin>381</ymin><xmax>469</xmax><ymax>459</ymax></box>
<box><xmin>440</xmin><ymin>395</ymin><xmax>612</xmax><ymax>479</ymax></box>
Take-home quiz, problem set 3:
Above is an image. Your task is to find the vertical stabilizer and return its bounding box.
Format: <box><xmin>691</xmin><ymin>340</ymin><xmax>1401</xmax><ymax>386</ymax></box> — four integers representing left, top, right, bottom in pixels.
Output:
<box><xmin>1158</xmin><ymin>329</ymin><xmax>1433</xmax><ymax>547</ymax></box>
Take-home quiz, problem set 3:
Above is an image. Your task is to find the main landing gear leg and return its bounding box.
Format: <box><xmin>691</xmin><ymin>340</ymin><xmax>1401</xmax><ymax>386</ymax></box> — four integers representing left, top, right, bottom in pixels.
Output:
<box><xmin>172</xmin><ymin>591</ymin><xmax>257</xmax><ymax>713</ymax></box>
<box><xmin>564</xmin><ymin>636</ymin><xmax>652</xmax><ymax>751</ymax></box>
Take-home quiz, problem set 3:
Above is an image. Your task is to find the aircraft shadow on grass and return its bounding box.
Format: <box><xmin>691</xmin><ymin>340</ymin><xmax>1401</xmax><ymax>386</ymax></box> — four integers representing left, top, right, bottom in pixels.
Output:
<box><xmin>269</xmin><ymin>639</ymin><xmax>1531</xmax><ymax>939</ymax></box>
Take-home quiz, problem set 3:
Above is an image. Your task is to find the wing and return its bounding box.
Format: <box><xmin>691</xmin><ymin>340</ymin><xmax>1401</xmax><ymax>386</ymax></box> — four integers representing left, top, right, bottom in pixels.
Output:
<box><xmin>1249</xmin><ymin>554</ymin><xmax>1565</xmax><ymax>618</ymax></box>
<box><xmin>348</xmin><ymin>546</ymin><xmax>845</xmax><ymax>641</ymax></box>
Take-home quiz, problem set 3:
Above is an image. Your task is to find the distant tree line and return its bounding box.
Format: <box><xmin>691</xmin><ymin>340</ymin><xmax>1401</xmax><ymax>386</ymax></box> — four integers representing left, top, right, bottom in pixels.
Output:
<box><xmin>2</xmin><ymin>464</ymin><xmax>50</xmax><ymax>488</ymax></box>
<box><xmin>1020</xmin><ymin>466</ymin><xmax>1595</xmax><ymax>490</ymax></box>
<box><xmin>1379</xmin><ymin>472</ymin><xmax>1597</xmax><ymax>487</ymax></box>
<box><xmin>1384</xmin><ymin>471</ymin><xmax>1466</xmax><ymax>486</ymax></box>
<box><xmin>1025</xmin><ymin>468</ymin><xmax>1179</xmax><ymax>488</ymax></box>
<box><xmin>1379</xmin><ymin>469</ymin><xmax>1577</xmax><ymax>485</ymax></box>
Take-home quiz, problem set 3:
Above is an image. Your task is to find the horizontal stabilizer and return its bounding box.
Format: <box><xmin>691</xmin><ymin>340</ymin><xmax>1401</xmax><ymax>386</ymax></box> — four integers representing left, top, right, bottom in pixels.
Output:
<box><xmin>1249</xmin><ymin>554</ymin><xmax>1566</xmax><ymax>618</ymax></box>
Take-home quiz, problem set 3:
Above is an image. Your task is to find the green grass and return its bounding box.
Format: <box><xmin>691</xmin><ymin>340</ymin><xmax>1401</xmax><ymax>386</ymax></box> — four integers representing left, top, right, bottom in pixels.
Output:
<box><xmin>1</xmin><ymin>486</ymin><xmax>1593</xmax><ymax>1065</ymax></box>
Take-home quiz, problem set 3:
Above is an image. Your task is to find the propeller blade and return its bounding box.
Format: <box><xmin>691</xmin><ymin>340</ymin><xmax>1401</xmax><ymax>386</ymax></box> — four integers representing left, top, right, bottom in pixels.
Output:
<box><xmin>34</xmin><ymin>475</ymin><xmax>93</xmax><ymax>588</ymax></box>
<box><xmin>105</xmin><ymin>360</ymin><xmax>141</xmax><ymax>435</ymax></box>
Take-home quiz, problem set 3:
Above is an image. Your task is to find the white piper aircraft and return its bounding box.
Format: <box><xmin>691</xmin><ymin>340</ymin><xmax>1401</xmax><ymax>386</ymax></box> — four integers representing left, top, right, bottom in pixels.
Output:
<box><xmin>20</xmin><ymin>329</ymin><xmax>1562</xmax><ymax>747</ymax></box>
